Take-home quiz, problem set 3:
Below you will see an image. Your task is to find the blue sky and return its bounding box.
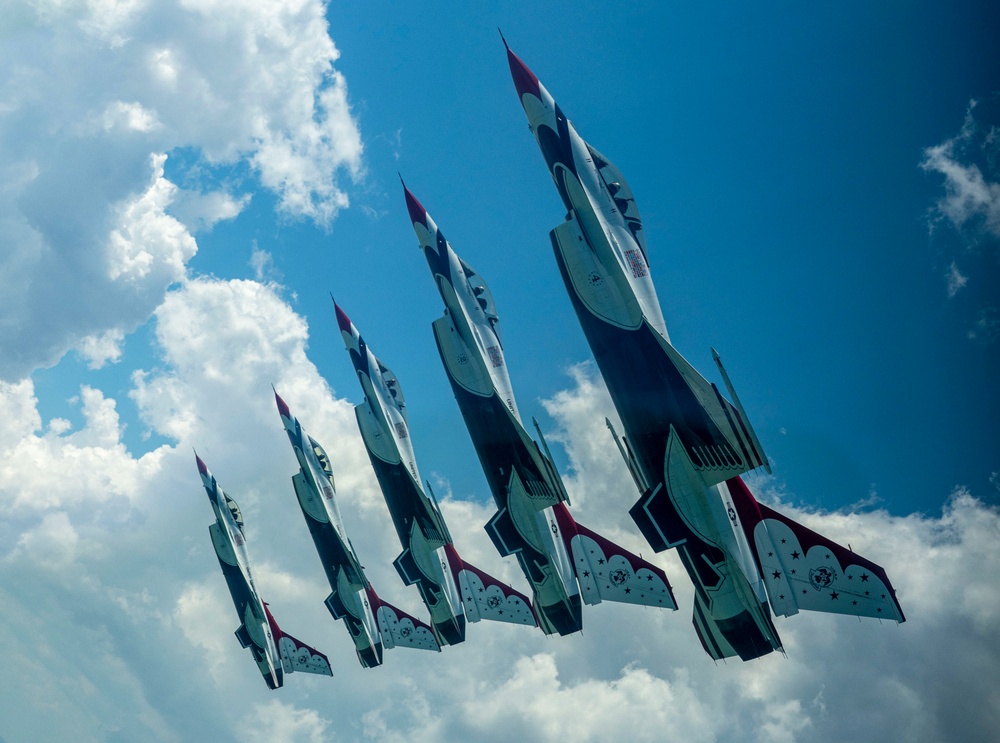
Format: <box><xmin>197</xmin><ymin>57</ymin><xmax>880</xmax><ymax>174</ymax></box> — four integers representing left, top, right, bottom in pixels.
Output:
<box><xmin>1</xmin><ymin>2</ymin><xmax>998</xmax><ymax>742</ymax></box>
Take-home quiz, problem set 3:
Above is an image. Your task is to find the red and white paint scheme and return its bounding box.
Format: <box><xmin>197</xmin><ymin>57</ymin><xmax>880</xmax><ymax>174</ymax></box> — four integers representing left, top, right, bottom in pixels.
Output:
<box><xmin>195</xmin><ymin>453</ymin><xmax>333</xmax><ymax>688</ymax></box>
<box><xmin>505</xmin><ymin>39</ymin><xmax>904</xmax><ymax>660</ymax></box>
<box><xmin>405</xmin><ymin>183</ymin><xmax>676</xmax><ymax>635</ymax></box>
<box><xmin>337</xmin><ymin>303</ymin><xmax>537</xmax><ymax>646</ymax></box>
<box><xmin>274</xmin><ymin>391</ymin><xmax>440</xmax><ymax>666</ymax></box>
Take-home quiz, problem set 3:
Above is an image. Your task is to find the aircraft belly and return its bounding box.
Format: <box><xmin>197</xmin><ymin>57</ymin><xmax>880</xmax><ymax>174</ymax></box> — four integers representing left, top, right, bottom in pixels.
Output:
<box><xmin>552</xmin><ymin>250</ymin><xmax>737</xmax><ymax>487</ymax></box>
<box><xmin>301</xmin><ymin>515</ymin><xmax>362</xmax><ymax>588</ymax></box>
<box><xmin>365</xmin><ymin>457</ymin><xmax>429</xmax><ymax>546</ymax></box>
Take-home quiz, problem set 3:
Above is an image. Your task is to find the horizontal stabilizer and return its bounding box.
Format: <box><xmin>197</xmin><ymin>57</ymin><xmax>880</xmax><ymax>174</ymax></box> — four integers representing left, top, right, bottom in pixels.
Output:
<box><xmin>277</xmin><ymin>633</ymin><xmax>333</xmax><ymax>676</ymax></box>
<box><xmin>750</xmin><ymin>501</ymin><xmax>905</xmax><ymax>623</ymax></box>
<box><xmin>570</xmin><ymin>522</ymin><xmax>678</xmax><ymax>610</ymax></box>
<box><xmin>458</xmin><ymin>561</ymin><xmax>537</xmax><ymax>626</ymax></box>
<box><xmin>263</xmin><ymin>603</ymin><xmax>333</xmax><ymax>676</ymax></box>
<box><xmin>376</xmin><ymin>600</ymin><xmax>440</xmax><ymax>652</ymax></box>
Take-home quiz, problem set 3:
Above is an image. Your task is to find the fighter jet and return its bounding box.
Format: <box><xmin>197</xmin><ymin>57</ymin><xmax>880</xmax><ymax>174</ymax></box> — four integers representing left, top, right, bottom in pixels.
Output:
<box><xmin>504</xmin><ymin>41</ymin><xmax>905</xmax><ymax>661</ymax></box>
<box><xmin>195</xmin><ymin>453</ymin><xmax>333</xmax><ymax>687</ymax></box>
<box><xmin>273</xmin><ymin>391</ymin><xmax>440</xmax><ymax>667</ymax></box>
<box><xmin>336</xmin><ymin>301</ymin><xmax>537</xmax><ymax>646</ymax></box>
<box><xmin>404</xmin><ymin>183</ymin><xmax>677</xmax><ymax>636</ymax></box>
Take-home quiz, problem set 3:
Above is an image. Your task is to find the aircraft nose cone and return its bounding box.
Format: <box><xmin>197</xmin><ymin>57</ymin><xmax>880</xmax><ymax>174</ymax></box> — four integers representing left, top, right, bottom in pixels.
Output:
<box><xmin>505</xmin><ymin>45</ymin><xmax>540</xmax><ymax>101</ymax></box>
<box><xmin>273</xmin><ymin>389</ymin><xmax>291</xmax><ymax>420</ymax></box>
<box><xmin>195</xmin><ymin>452</ymin><xmax>208</xmax><ymax>477</ymax></box>
<box><xmin>402</xmin><ymin>183</ymin><xmax>427</xmax><ymax>228</ymax></box>
<box><xmin>333</xmin><ymin>301</ymin><xmax>353</xmax><ymax>335</ymax></box>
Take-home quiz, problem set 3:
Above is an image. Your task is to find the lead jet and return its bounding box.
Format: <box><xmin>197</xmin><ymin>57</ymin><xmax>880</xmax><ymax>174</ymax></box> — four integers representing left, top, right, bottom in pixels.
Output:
<box><xmin>504</xmin><ymin>41</ymin><xmax>905</xmax><ymax>661</ymax></box>
<box><xmin>273</xmin><ymin>391</ymin><xmax>440</xmax><ymax>667</ymax></box>
<box><xmin>336</xmin><ymin>302</ymin><xmax>537</xmax><ymax>646</ymax></box>
<box><xmin>195</xmin><ymin>453</ymin><xmax>333</xmax><ymax>688</ymax></box>
<box><xmin>404</xmin><ymin>183</ymin><xmax>677</xmax><ymax>636</ymax></box>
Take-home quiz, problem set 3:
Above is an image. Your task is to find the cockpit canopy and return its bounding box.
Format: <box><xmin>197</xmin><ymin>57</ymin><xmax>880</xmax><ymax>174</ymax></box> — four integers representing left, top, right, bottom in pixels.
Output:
<box><xmin>587</xmin><ymin>143</ymin><xmax>647</xmax><ymax>260</ymax></box>
<box><xmin>308</xmin><ymin>436</ymin><xmax>335</xmax><ymax>485</ymax></box>
<box><xmin>223</xmin><ymin>492</ymin><xmax>244</xmax><ymax>533</ymax></box>
<box><xmin>459</xmin><ymin>257</ymin><xmax>502</xmax><ymax>344</ymax></box>
<box><xmin>377</xmin><ymin>362</ymin><xmax>407</xmax><ymax>422</ymax></box>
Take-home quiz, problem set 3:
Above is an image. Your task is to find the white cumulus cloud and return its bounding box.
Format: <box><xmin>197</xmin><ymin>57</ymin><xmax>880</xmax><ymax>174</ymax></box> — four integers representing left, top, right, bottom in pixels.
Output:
<box><xmin>0</xmin><ymin>286</ymin><xmax>997</xmax><ymax>743</ymax></box>
<box><xmin>0</xmin><ymin>0</ymin><xmax>362</xmax><ymax>380</ymax></box>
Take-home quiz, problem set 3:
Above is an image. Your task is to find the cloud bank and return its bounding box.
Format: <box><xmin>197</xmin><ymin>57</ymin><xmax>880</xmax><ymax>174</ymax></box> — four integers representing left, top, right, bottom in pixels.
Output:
<box><xmin>1</xmin><ymin>285</ymin><xmax>997</xmax><ymax>743</ymax></box>
<box><xmin>0</xmin><ymin>0</ymin><xmax>361</xmax><ymax>380</ymax></box>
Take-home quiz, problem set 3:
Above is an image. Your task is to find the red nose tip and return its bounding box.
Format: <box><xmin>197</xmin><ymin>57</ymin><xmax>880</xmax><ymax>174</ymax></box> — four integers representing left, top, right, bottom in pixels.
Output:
<box><xmin>505</xmin><ymin>45</ymin><xmax>540</xmax><ymax>101</ymax></box>
<box><xmin>402</xmin><ymin>183</ymin><xmax>427</xmax><ymax>228</ymax></box>
<box><xmin>334</xmin><ymin>301</ymin><xmax>352</xmax><ymax>334</ymax></box>
<box><xmin>273</xmin><ymin>390</ymin><xmax>290</xmax><ymax>420</ymax></box>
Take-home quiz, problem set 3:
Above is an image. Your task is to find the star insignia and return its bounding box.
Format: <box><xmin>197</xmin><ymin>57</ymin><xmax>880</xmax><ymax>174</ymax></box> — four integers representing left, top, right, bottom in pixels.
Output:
<box><xmin>624</xmin><ymin>588</ymin><xmax>631</xmax><ymax>594</ymax></box>
<box><xmin>597</xmin><ymin>558</ymin><xmax>605</xmax><ymax>565</ymax></box>
<box><xmin>646</xmin><ymin>575</ymin><xmax>653</xmax><ymax>581</ymax></box>
<box><xmin>791</xmin><ymin>551</ymin><xmax>801</xmax><ymax>560</ymax></box>
<box><xmin>772</xmin><ymin>570</ymin><xmax>781</xmax><ymax>579</ymax></box>
<box><xmin>767</xmin><ymin>552</ymin><xmax>773</xmax><ymax>557</ymax></box>
<box><xmin>861</xmin><ymin>573</ymin><xmax>869</xmax><ymax>582</ymax></box>
<box><xmin>830</xmin><ymin>592</ymin><xmax>839</xmax><ymax>600</ymax></box>
<box><xmin>781</xmin><ymin>539</ymin><xmax>787</xmax><ymax>544</ymax></box>
<box><xmin>582</xmin><ymin>571</ymin><xmax>590</xmax><ymax>578</ymax></box>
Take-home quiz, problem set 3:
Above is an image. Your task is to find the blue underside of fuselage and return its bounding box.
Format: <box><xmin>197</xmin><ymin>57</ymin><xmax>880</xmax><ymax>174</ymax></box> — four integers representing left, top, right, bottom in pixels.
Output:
<box><xmin>364</xmin><ymin>454</ymin><xmax>466</xmax><ymax>645</ymax></box>
<box><xmin>550</xmin><ymin>240</ymin><xmax>779</xmax><ymax>659</ymax></box>
<box><xmin>435</xmin><ymin>344</ymin><xmax>583</xmax><ymax>635</ymax></box>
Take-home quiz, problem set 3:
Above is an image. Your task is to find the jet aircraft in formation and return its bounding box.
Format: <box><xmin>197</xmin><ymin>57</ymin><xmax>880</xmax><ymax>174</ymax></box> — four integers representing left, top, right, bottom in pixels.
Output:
<box><xmin>503</xmin><ymin>40</ymin><xmax>905</xmax><ymax>660</ymax></box>
<box><xmin>403</xmin><ymin>183</ymin><xmax>677</xmax><ymax>636</ymax></box>
<box><xmin>193</xmin><ymin>38</ymin><xmax>904</xmax><ymax>686</ymax></box>
<box><xmin>195</xmin><ymin>454</ymin><xmax>333</xmax><ymax>688</ymax></box>
<box><xmin>274</xmin><ymin>390</ymin><xmax>440</xmax><ymax>666</ymax></box>
<box><xmin>336</xmin><ymin>302</ymin><xmax>537</xmax><ymax>645</ymax></box>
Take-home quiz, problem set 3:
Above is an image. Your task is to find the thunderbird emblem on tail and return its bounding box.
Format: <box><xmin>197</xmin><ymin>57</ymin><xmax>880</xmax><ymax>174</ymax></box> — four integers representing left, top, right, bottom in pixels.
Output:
<box><xmin>403</xmin><ymin>182</ymin><xmax>677</xmax><ymax>636</ymax></box>
<box><xmin>504</xmin><ymin>40</ymin><xmax>904</xmax><ymax>660</ymax></box>
<box><xmin>194</xmin><ymin>454</ymin><xmax>333</xmax><ymax>687</ymax></box>
<box><xmin>336</xmin><ymin>302</ymin><xmax>538</xmax><ymax>646</ymax></box>
<box><xmin>273</xmin><ymin>391</ymin><xmax>440</xmax><ymax>666</ymax></box>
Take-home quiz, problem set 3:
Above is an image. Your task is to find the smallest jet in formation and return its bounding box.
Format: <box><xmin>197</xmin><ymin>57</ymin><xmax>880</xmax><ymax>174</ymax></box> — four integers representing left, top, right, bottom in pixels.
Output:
<box><xmin>195</xmin><ymin>453</ymin><xmax>333</xmax><ymax>688</ymax></box>
<box><xmin>274</xmin><ymin>390</ymin><xmax>440</xmax><ymax>667</ymax></box>
<box><xmin>337</xmin><ymin>302</ymin><xmax>537</xmax><ymax>646</ymax></box>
